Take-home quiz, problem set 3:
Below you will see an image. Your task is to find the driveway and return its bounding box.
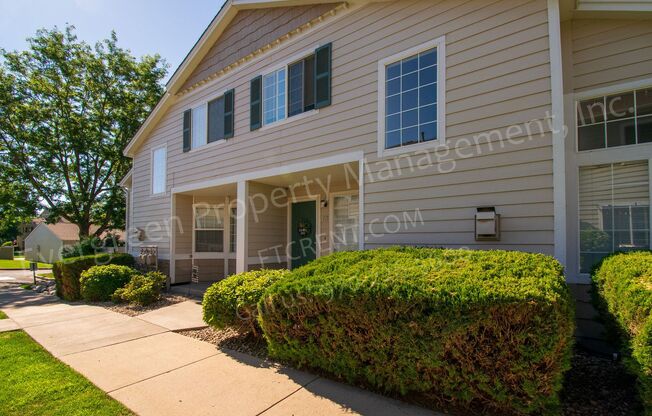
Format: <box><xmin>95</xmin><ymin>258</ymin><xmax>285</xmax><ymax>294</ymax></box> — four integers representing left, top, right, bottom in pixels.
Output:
<box><xmin>0</xmin><ymin>287</ymin><xmax>438</xmax><ymax>416</ymax></box>
<box><xmin>0</xmin><ymin>269</ymin><xmax>51</xmax><ymax>284</ymax></box>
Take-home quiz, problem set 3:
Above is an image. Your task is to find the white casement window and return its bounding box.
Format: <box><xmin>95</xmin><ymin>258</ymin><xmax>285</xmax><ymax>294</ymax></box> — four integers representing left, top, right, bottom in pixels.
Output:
<box><xmin>331</xmin><ymin>193</ymin><xmax>359</xmax><ymax>252</ymax></box>
<box><xmin>263</xmin><ymin>68</ymin><xmax>286</xmax><ymax>125</ymax></box>
<box><xmin>577</xmin><ymin>87</ymin><xmax>652</xmax><ymax>151</ymax></box>
<box><xmin>578</xmin><ymin>160</ymin><xmax>650</xmax><ymax>273</ymax></box>
<box><xmin>377</xmin><ymin>36</ymin><xmax>446</xmax><ymax>157</ymax></box>
<box><xmin>191</xmin><ymin>103</ymin><xmax>207</xmax><ymax>149</ymax></box>
<box><xmin>151</xmin><ymin>146</ymin><xmax>166</xmax><ymax>195</ymax></box>
<box><xmin>194</xmin><ymin>205</ymin><xmax>224</xmax><ymax>253</ymax></box>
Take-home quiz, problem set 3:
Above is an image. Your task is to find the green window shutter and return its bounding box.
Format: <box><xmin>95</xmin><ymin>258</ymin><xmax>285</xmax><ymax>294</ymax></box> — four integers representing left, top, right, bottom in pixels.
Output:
<box><xmin>314</xmin><ymin>42</ymin><xmax>332</xmax><ymax>109</ymax></box>
<box><xmin>182</xmin><ymin>109</ymin><xmax>192</xmax><ymax>152</ymax></box>
<box><xmin>224</xmin><ymin>88</ymin><xmax>235</xmax><ymax>139</ymax></box>
<box><xmin>250</xmin><ymin>76</ymin><xmax>262</xmax><ymax>131</ymax></box>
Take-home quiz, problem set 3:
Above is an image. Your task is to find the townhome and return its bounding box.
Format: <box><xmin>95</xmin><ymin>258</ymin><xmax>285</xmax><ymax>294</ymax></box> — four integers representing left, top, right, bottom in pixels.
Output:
<box><xmin>121</xmin><ymin>0</ymin><xmax>652</xmax><ymax>289</ymax></box>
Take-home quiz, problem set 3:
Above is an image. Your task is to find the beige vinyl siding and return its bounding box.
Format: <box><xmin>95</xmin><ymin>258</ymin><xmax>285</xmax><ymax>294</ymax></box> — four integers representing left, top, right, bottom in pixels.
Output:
<box><xmin>571</xmin><ymin>19</ymin><xmax>652</xmax><ymax>92</ymax></box>
<box><xmin>248</xmin><ymin>182</ymin><xmax>287</xmax><ymax>259</ymax></box>
<box><xmin>131</xmin><ymin>0</ymin><xmax>555</xmax><ymax>258</ymax></box>
<box><xmin>182</xmin><ymin>4</ymin><xmax>339</xmax><ymax>91</ymax></box>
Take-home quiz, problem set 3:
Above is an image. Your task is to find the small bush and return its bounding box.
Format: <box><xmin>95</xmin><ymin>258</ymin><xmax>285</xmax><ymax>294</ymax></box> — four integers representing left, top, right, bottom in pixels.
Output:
<box><xmin>61</xmin><ymin>237</ymin><xmax>103</xmax><ymax>259</ymax></box>
<box><xmin>2</xmin><ymin>241</ymin><xmax>13</xmax><ymax>247</ymax></box>
<box><xmin>259</xmin><ymin>248</ymin><xmax>574</xmax><ymax>415</ymax></box>
<box><xmin>593</xmin><ymin>251</ymin><xmax>652</xmax><ymax>413</ymax></box>
<box><xmin>80</xmin><ymin>265</ymin><xmax>136</xmax><ymax>302</ymax></box>
<box><xmin>112</xmin><ymin>272</ymin><xmax>167</xmax><ymax>306</ymax></box>
<box><xmin>203</xmin><ymin>269</ymin><xmax>289</xmax><ymax>335</ymax></box>
<box><xmin>53</xmin><ymin>253</ymin><xmax>134</xmax><ymax>300</ymax></box>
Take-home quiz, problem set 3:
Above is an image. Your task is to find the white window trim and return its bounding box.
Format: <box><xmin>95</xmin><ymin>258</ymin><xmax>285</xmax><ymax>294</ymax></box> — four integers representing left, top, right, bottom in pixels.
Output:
<box><xmin>377</xmin><ymin>36</ymin><xmax>446</xmax><ymax>159</ymax></box>
<box><xmin>150</xmin><ymin>145</ymin><xmax>167</xmax><ymax>196</ymax></box>
<box><xmin>192</xmin><ymin>203</ymin><xmax>226</xmax><ymax>255</ymax></box>
<box><xmin>328</xmin><ymin>190</ymin><xmax>360</xmax><ymax>254</ymax></box>
<box><xmin>259</xmin><ymin>45</ymin><xmax>323</xmax><ymax>129</ymax></box>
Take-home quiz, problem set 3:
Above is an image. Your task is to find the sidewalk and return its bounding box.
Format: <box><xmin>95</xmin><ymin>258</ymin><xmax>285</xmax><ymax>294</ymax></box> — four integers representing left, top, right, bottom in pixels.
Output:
<box><xmin>0</xmin><ymin>287</ymin><xmax>437</xmax><ymax>416</ymax></box>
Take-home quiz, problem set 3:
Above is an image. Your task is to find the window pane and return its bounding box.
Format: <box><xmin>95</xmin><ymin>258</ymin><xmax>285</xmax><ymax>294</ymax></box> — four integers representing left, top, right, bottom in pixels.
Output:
<box><xmin>277</xmin><ymin>69</ymin><xmax>286</xmax><ymax>120</ymax></box>
<box><xmin>152</xmin><ymin>148</ymin><xmax>166</xmax><ymax>194</ymax></box>
<box><xmin>638</xmin><ymin>115</ymin><xmax>652</xmax><ymax>143</ymax></box>
<box><xmin>579</xmin><ymin>161</ymin><xmax>650</xmax><ymax>273</ymax></box>
<box><xmin>262</xmin><ymin>69</ymin><xmax>286</xmax><ymax>125</ymax></box>
<box><xmin>191</xmin><ymin>104</ymin><xmax>207</xmax><ymax>149</ymax></box>
<box><xmin>419</xmin><ymin>84</ymin><xmax>437</xmax><ymax>106</ymax></box>
<box><xmin>577</xmin><ymin>98</ymin><xmax>605</xmax><ymax>126</ymax></box>
<box><xmin>387</xmin><ymin>78</ymin><xmax>400</xmax><ymax>96</ymax></box>
<box><xmin>386</xmin><ymin>95</ymin><xmax>400</xmax><ymax>115</ymax></box>
<box><xmin>606</xmin><ymin>118</ymin><xmax>636</xmax><ymax>147</ymax></box>
<box><xmin>332</xmin><ymin>194</ymin><xmax>359</xmax><ymax>252</ymax></box>
<box><xmin>402</xmin><ymin>71</ymin><xmax>418</xmax><ymax>91</ymax></box>
<box><xmin>401</xmin><ymin>109</ymin><xmax>418</xmax><ymax>128</ymax></box>
<box><xmin>577</xmin><ymin>124</ymin><xmax>605</xmax><ymax>151</ymax></box>
<box><xmin>207</xmin><ymin>97</ymin><xmax>225</xmax><ymax>143</ymax></box>
<box><xmin>288</xmin><ymin>61</ymin><xmax>303</xmax><ymax>117</ymax></box>
<box><xmin>402</xmin><ymin>126</ymin><xmax>419</xmax><ymax>145</ymax></box>
<box><xmin>419</xmin><ymin>103</ymin><xmax>437</xmax><ymax>124</ymax></box>
<box><xmin>636</xmin><ymin>88</ymin><xmax>652</xmax><ymax>116</ymax></box>
<box><xmin>195</xmin><ymin>230</ymin><xmax>223</xmax><ymax>252</ymax></box>
<box><xmin>386</xmin><ymin>130</ymin><xmax>401</xmax><ymax>149</ymax></box>
<box><xmin>401</xmin><ymin>89</ymin><xmax>418</xmax><ymax>111</ymax></box>
<box><xmin>419</xmin><ymin>48</ymin><xmax>437</xmax><ymax>68</ymax></box>
<box><xmin>386</xmin><ymin>113</ymin><xmax>400</xmax><ymax>131</ymax></box>
<box><xmin>386</xmin><ymin>62</ymin><xmax>401</xmax><ymax>80</ymax></box>
<box><xmin>401</xmin><ymin>56</ymin><xmax>418</xmax><ymax>75</ymax></box>
<box><xmin>194</xmin><ymin>206</ymin><xmax>224</xmax><ymax>229</ymax></box>
<box><xmin>606</xmin><ymin>92</ymin><xmax>635</xmax><ymax>121</ymax></box>
<box><xmin>419</xmin><ymin>67</ymin><xmax>436</xmax><ymax>85</ymax></box>
<box><xmin>420</xmin><ymin>122</ymin><xmax>437</xmax><ymax>142</ymax></box>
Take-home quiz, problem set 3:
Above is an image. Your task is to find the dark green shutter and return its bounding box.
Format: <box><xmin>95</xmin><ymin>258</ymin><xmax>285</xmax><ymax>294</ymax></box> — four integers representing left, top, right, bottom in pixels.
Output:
<box><xmin>314</xmin><ymin>43</ymin><xmax>332</xmax><ymax>109</ymax></box>
<box><xmin>250</xmin><ymin>76</ymin><xmax>262</xmax><ymax>131</ymax></box>
<box><xmin>224</xmin><ymin>89</ymin><xmax>234</xmax><ymax>139</ymax></box>
<box><xmin>182</xmin><ymin>109</ymin><xmax>192</xmax><ymax>152</ymax></box>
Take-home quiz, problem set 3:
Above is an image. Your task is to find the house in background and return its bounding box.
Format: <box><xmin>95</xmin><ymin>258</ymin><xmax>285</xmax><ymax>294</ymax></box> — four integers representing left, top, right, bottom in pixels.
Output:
<box><xmin>15</xmin><ymin>218</ymin><xmax>45</xmax><ymax>251</ymax></box>
<box><xmin>24</xmin><ymin>219</ymin><xmax>124</xmax><ymax>263</ymax></box>
<box><xmin>122</xmin><ymin>0</ymin><xmax>652</xmax><ymax>290</ymax></box>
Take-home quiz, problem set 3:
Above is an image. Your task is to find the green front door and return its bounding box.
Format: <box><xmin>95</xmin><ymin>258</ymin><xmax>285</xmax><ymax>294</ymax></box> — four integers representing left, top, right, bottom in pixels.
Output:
<box><xmin>291</xmin><ymin>200</ymin><xmax>316</xmax><ymax>269</ymax></box>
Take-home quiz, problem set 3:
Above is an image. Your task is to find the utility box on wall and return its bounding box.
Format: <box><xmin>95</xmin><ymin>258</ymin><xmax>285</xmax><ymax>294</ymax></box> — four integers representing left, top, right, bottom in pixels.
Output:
<box><xmin>475</xmin><ymin>207</ymin><xmax>500</xmax><ymax>241</ymax></box>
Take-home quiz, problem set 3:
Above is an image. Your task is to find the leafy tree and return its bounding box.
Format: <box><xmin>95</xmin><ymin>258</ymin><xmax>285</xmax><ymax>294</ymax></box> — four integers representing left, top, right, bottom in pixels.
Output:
<box><xmin>0</xmin><ymin>157</ymin><xmax>37</xmax><ymax>242</ymax></box>
<box><xmin>0</xmin><ymin>25</ymin><xmax>166</xmax><ymax>238</ymax></box>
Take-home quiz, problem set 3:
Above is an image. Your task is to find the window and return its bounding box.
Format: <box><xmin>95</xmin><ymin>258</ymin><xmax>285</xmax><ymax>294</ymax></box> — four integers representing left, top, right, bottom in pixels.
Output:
<box><xmin>378</xmin><ymin>37</ymin><xmax>445</xmax><ymax>155</ymax></box>
<box><xmin>331</xmin><ymin>194</ymin><xmax>359</xmax><ymax>252</ymax></box>
<box><xmin>288</xmin><ymin>55</ymin><xmax>315</xmax><ymax>117</ymax></box>
<box><xmin>194</xmin><ymin>205</ymin><xmax>224</xmax><ymax>252</ymax></box>
<box><xmin>229</xmin><ymin>206</ymin><xmax>237</xmax><ymax>252</ymax></box>
<box><xmin>577</xmin><ymin>87</ymin><xmax>652</xmax><ymax>151</ymax></box>
<box><xmin>579</xmin><ymin>161</ymin><xmax>650</xmax><ymax>273</ymax></box>
<box><xmin>151</xmin><ymin>147</ymin><xmax>166</xmax><ymax>195</ymax></box>
<box><xmin>191</xmin><ymin>104</ymin><xmax>207</xmax><ymax>149</ymax></box>
<box><xmin>263</xmin><ymin>68</ymin><xmax>286</xmax><ymax>125</ymax></box>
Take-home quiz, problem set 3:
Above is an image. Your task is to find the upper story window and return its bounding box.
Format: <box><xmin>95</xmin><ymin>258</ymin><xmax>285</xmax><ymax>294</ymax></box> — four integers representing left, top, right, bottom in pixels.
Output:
<box><xmin>183</xmin><ymin>90</ymin><xmax>234</xmax><ymax>152</ymax></box>
<box><xmin>377</xmin><ymin>37</ymin><xmax>445</xmax><ymax>157</ymax></box>
<box><xmin>577</xmin><ymin>87</ymin><xmax>652</xmax><ymax>151</ymax></box>
<box><xmin>263</xmin><ymin>68</ymin><xmax>286</xmax><ymax>125</ymax></box>
<box><xmin>151</xmin><ymin>146</ymin><xmax>166</xmax><ymax>195</ymax></box>
<box><xmin>250</xmin><ymin>43</ymin><xmax>332</xmax><ymax>131</ymax></box>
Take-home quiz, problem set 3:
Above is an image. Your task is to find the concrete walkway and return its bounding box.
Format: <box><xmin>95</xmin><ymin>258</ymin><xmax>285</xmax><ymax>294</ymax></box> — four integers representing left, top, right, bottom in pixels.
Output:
<box><xmin>0</xmin><ymin>287</ymin><xmax>437</xmax><ymax>416</ymax></box>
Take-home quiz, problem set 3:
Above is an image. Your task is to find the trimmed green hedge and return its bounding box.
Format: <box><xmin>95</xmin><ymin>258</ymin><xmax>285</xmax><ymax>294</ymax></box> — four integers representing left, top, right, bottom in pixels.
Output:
<box><xmin>593</xmin><ymin>251</ymin><xmax>652</xmax><ymax>413</ymax></box>
<box><xmin>203</xmin><ymin>269</ymin><xmax>288</xmax><ymax>335</ymax></box>
<box><xmin>113</xmin><ymin>272</ymin><xmax>167</xmax><ymax>306</ymax></box>
<box><xmin>258</xmin><ymin>248</ymin><xmax>574</xmax><ymax>415</ymax></box>
<box><xmin>80</xmin><ymin>265</ymin><xmax>136</xmax><ymax>302</ymax></box>
<box><xmin>53</xmin><ymin>253</ymin><xmax>134</xmax><ymax>301</ymax></box>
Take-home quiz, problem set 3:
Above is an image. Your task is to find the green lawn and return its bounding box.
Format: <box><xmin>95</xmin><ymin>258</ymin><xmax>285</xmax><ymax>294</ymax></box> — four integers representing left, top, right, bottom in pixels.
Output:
<box><xmin>0</xmin><ymin>331</ymin><xmax>133</xmax><ymax>416</ymax></box>
<box><xmin>0</xmin><ymin>259</ymin><xmax>52</xmax><ymax>270</ymax></box>
<box><xmin>0</xmin><ymin>311</ymin><xmax>6</xmax><ymax>319</ymax></box>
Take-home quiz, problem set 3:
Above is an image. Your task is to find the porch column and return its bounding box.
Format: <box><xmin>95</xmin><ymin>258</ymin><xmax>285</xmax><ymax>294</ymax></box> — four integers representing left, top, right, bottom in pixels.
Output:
<box><xmin>236</xmin><ymin>180</ymin><xmax>249</xmax><ymax>273</ymax></box>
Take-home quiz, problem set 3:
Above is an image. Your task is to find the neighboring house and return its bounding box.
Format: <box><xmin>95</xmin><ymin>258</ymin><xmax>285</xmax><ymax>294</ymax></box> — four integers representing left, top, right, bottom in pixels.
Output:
<box><xmin>24</xmin><ymin>220</ymin><xmax>124</xmax><ymax>263</ymax></box>
<box><xmin>122</xmin><ymin>0</ymin><xmax>652</xmax><ymax>287</ymax></box>
<box><xmin>16</xmin><ymin>218</ymin><xmax>45</xmax><ymax>250</ymax></box>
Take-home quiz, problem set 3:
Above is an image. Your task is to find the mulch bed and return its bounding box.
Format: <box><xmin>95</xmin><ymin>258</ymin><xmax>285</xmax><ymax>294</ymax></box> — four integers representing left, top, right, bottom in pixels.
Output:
<box><xmin>561</xmin><ymin>348</ymin><xmax>641</xmax><ymax>416</ymax></box>
<box><xmin>93</xmin><ymin>293</ymin><xmax>191</xmax><ymax>317</ymax></box>
<box><xmin>176</xmin><ymin>326</ymin><xmax>269</xmax><ymax>359</ymax></box>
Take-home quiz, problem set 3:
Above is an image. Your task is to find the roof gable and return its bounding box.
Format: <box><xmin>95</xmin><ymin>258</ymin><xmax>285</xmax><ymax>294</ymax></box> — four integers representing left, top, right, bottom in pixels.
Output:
<box><xmin>181</xmin><ymin>4</ymin><xmax>337</xmax><ymax>92</ymax></box>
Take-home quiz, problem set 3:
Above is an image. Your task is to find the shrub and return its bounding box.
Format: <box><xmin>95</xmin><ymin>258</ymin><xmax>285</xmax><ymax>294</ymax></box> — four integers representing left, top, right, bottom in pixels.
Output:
<box><xmin>112</xmin><ymin>271</ymin><xmax>167</xmax><ymax>306</ymax></box>
<box><xmin>2</xmin><ymin>241</ymin><xmax>13</xmax><ymax>247</ymax></box>
<box><xmin>80</xmin><ymin>265</ymin><xmax>136</xmax><ymax>302</ymax></box>
<box><xmin>203</xmin><ymin>269</ymin><xmax>289</xmax><ymax>335</ymax></box>
<box><xmin>61</xmin><ymin>236</ymin><xmax>102</xmax><ymax>259</ymax></box>
<box><xmin>593</xmin><ymin>251</ymin><xmax>652</xmax><ymax>413</ymax></box>
<box><xmin>53</xmin><ymin>253</ymin><xmax>134</xmax><ymax>300</ymax></box>
<box><xmin>259</xmin><ymin>248</ymin><xmax>574</xmax><ymax>415</ymax></box>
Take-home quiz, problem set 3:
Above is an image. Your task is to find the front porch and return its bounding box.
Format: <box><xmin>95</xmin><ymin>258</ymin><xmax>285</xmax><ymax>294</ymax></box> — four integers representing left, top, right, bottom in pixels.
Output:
<box><xmin>168</xmin><ymin>156</ymin><xmax>362</xmax><ymax>285</ymax></box>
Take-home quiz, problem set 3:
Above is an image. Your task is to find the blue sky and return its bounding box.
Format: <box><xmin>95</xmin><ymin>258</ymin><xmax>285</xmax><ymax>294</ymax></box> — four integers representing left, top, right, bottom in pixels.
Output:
<box><xmin>0</xmin><ymin>0</ymin><xmax>227</xmax><ymax>82</ymax></box>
